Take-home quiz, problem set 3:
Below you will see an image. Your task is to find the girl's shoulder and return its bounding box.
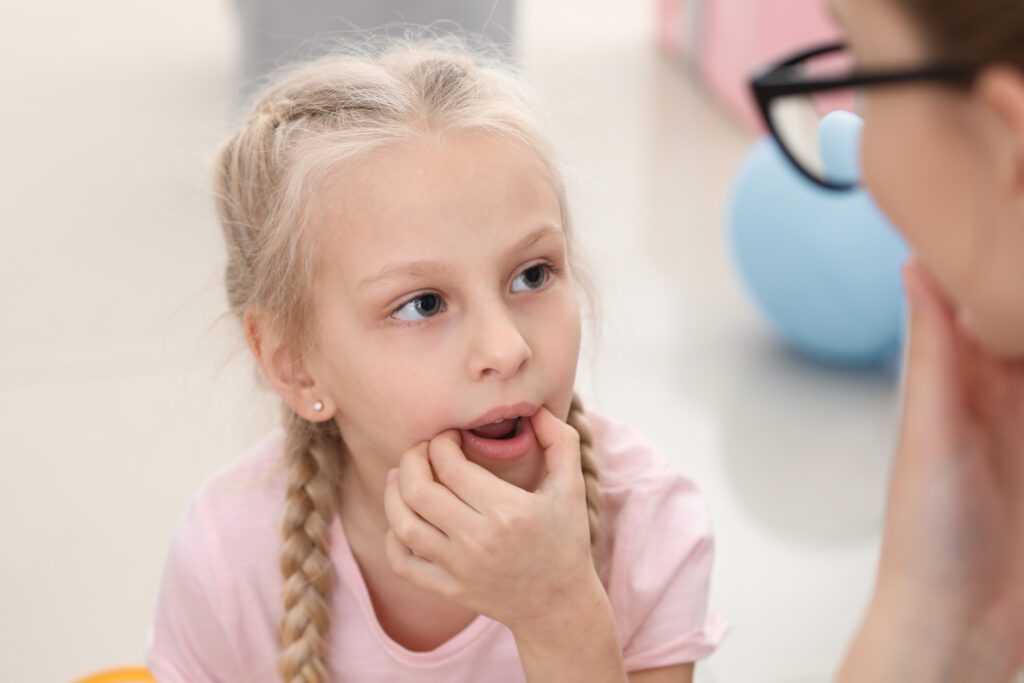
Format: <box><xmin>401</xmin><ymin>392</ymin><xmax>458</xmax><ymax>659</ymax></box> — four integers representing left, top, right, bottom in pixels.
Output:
<box><xmin>181</xmin><ymin>428</ymin><xmax>291</xmax><ymax>560</ymax></box>
<box><xmin>583</xmin><ymin>407</ymin><xmax>710</xmax><ymax>542</ymax></box>
<box><xmin>584</xmin><ymin>407</ymin><xmax>682</xmax><ymax>493</ymax></box>
<box><xmin>584</xmin><ymin>408</ymin><xmax>728</xmax><ymax>666</ymax></box>
<box><xmin>198</xmin><ymin>427</ymin><xmax>290</xmax><ymax>500</ymax></box>
<box><xmin>148</xmin><ymin>430</ymin><xmax>292</xmax><ymax>679</ymax></box>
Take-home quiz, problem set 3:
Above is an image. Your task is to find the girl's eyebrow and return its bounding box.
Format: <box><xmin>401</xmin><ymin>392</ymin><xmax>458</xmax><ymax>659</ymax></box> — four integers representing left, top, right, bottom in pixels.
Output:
<box><xmin>356</xmin><ymin>260</ymin><xmax>453</xmax><ymax>292</ymax></box>
<box><xmin>356</xmin><ymin>225</ymin><xmax>564</xmax><ymax>292</ymax></box>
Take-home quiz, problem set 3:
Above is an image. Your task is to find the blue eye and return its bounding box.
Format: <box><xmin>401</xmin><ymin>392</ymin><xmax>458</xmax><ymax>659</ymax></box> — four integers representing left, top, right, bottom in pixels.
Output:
<box><xmin>510</xmin><ymin>264</ymin><xmax>550</xmax><ymax>293</ymax></box>
<box><xmin>392</xmin><ymin>293</ymin><xmax>445</xmax><ymax>322</ymax></box>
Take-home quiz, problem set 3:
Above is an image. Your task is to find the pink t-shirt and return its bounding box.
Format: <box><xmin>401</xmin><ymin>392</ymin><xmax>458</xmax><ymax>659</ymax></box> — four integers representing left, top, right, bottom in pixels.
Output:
<box><xmin>144</xmin><ymin>410</ymin><xmax>729</xmax><ymax>681</ymax></box>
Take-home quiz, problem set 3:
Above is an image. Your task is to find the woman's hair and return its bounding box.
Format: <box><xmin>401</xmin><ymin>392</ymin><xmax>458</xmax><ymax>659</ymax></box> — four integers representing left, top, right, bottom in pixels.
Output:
<box><xmin>212</xmin><ymin>33</ymin><xmax>602</xmax><ymax>683</ymax></box>
<box><xmin>892</xmin><ymin>0</ymin><xmax>1024</xmax><ymax>68</ymax></box>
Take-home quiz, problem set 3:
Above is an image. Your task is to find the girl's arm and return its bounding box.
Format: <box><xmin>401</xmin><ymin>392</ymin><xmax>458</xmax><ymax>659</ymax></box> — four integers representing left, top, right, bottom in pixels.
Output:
<box><xmin>511</xmin><ymin>569</ymin><xmax>698</xmax><ymax>683</ymax></box>
<box><xmin>511</xmin><ymin>570</ymin><xmax>628</xmax><ymax>683</ymax></box>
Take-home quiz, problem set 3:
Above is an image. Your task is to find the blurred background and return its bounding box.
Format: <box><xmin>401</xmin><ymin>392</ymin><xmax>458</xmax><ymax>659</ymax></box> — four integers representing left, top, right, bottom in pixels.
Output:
<box><xmin>0</xmin><ymin>0</ymin><xmax>903</xmax><ymax>681</ymax></box>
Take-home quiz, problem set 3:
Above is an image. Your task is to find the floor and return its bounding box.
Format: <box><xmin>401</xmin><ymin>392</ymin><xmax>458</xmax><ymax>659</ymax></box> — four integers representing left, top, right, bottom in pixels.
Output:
<box><xmin>0</xmin><ymin>1</ymin><xmax>901</xmax><ymax>682</ymax></box>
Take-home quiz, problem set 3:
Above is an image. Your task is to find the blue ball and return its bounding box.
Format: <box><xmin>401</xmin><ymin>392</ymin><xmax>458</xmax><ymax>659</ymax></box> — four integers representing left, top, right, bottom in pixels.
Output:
<box><xmin>726</xmin><ymin>112</ymin><xmax>908</xmax><ymax>367</ymax></box>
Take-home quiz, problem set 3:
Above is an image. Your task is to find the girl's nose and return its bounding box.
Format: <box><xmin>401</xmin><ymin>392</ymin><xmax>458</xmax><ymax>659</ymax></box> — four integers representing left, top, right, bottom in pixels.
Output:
<box><xmin>466</xmin><ymin>306</ymin><xmax>532</xmax><ymax>380</ymax></box>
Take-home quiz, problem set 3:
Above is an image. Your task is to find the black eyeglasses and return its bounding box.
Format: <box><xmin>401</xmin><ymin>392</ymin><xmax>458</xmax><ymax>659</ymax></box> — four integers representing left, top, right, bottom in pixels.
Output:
<box><xmin>749</xmin><ymin>42</ymin><xmax>981</xmax><ymax>191</ymax></box>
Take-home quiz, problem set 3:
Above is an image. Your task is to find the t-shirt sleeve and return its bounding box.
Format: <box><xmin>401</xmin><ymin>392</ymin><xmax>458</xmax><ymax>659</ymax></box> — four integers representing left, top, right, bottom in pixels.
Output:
<box><xmin>617</xmin><ymin>471</ymin><xmax>730</xmax><ymax>672</ymax></box>
<box><xmin>145</xmin><ymin>494</ymin><xmax>242</xmax><ymax>682</ymax></box>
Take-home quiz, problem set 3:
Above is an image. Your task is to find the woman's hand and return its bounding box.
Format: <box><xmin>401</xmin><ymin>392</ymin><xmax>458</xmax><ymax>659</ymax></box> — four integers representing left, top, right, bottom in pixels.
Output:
<box><xmin>839</xmin><ymin>260</ymin><xmax>1024</xmax><ymax>682</ymax></box>
<box><xmin>381</xmin><ymin>405</ymin><xmax>601</xmax><ymax>633</ymax></box>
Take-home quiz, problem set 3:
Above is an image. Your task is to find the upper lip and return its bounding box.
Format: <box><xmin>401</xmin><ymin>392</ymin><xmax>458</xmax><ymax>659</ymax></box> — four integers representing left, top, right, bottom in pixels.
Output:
<box><xmin>463</xmin><ymin>402</ymin><xmax>539</xmax><ymax>430</ymax></box>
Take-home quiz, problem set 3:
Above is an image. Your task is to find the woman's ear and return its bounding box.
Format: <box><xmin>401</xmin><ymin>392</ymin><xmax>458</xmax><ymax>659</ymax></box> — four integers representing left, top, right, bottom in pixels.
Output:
<box><xmin>242</xmin><ymin>308</ymin><xmax>336</xmax><ymax>421</ymax></box>
<box><xmin>976</xmin><ymin>65</ymin><xmax>1024</xmax><ymax>202</ymax></box>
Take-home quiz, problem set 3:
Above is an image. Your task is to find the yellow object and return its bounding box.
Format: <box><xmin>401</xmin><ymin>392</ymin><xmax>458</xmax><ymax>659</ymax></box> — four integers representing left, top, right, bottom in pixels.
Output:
<box><xmin>74</xmin><ymin>667</ymin><xmax>155</xmax><ymax>683</ymax></box>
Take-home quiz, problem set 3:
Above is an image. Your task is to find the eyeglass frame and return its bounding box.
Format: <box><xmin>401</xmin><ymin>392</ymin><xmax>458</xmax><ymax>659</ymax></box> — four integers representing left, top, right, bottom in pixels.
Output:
<box><xmin>749</xmin><ymin>41</ymin><xmax>982</xmax><ymax>191</ymax></box>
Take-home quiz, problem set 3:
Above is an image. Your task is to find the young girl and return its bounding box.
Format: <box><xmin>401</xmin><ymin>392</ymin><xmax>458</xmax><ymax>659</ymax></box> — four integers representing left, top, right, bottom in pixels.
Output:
<box><xmin>752</xmin><ymin>0</ymin><xmax>1024</xmax><ymax>679</ymax></box>
<box><xmin>144</xmin><ymin>36</ymin><xmax>729</xmax><ymax>682</ymax></box>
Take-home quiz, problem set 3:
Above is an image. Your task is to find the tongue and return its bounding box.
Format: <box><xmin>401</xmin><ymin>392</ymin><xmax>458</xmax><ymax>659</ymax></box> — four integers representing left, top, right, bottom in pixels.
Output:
<box><xmin>471</xmin><ymin>418</ymin><xmax>518</xmax><ymax>439</ymax></box>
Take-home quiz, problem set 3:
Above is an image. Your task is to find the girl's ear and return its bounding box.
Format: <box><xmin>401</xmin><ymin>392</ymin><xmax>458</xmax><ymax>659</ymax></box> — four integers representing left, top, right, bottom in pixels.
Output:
<box><xmin>976</xmin><ymin>65</ymin><xmax>1024</xmax><ymax>202</ymax></box>
<box><xmin>243</xmin><ymin>308</ymin><xmax>336</xmax><ymax>421</ymax></box>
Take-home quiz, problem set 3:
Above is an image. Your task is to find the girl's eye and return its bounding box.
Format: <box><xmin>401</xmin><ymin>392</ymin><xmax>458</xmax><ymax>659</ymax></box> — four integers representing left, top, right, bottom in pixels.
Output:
<box><xmin>392</xmin><ymin>293</ymin><xmax>445</xmax><ymax>322</ymax></box>
<box><xmin>510</xmin><ymin>264</ymin><xmax>551</xmax><ymax>293</ymax></box>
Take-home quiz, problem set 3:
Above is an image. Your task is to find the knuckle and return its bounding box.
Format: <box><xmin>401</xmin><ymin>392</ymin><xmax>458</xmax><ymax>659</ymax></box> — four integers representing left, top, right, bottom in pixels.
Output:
<box><xmin>446</xmin><ymin>582</ymin><xmax>467</xmax><ymax>603</ymax></box>
<box><xmin>399</xmin><ymin>446</ymin><xmax>420</xmax><ymax>470</ymax></box>
<box><xmin>390</xmin><ymin>557</ymin><xmax>410</xmax><ymax>580</ymax></box>
<box><xmin>466</xmin><ymin>524</ymin><xmax>494</xmax><ymax>555</ymax></box>
<box><xmin>495</xmin><ymin>508</ymin><xmax>517</xmax><ymax>530</ymax></box>
<box><xmin>495</xmin><ymin>506</ymin><xmax>530</xmax><ymax>535</ymax></box>
<box><xmin>427</xmin><ymin>438</ymin><xmax>447</xmax><ymax>468</ymax></box>
<box><xmin>395</xmin><ymin>519</ymin><xmax>418</xmax><ymax>544</ymax></box>
<box><xmin>405</xmin><ymin>480</ymin><xmax>430</xmax><ymax>507</ymax></box>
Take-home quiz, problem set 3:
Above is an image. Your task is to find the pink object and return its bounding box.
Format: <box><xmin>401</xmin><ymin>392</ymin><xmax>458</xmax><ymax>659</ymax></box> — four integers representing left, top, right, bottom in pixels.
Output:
<box><xmin>145</xmin><ymin>409</ymin><xmax>729</xmax><ymax>681</ymax></box>
<box><xmin>658</xmin><ymin>0</ymin><xmax>842</xmax><ymax>132</ymax></box>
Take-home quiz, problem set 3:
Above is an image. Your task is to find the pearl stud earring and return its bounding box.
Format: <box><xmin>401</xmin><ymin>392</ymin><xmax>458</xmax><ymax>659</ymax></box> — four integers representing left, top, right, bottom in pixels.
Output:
<box><xmin>313</xmin><ymin>400</ymin><xmax>324</xmax><ymax>412</ymax></box>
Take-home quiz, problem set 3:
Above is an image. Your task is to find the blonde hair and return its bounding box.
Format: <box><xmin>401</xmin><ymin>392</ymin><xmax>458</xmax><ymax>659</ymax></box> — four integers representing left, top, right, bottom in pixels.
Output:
<box><xmin>213</xmin><ymin>33</ymin><xmax>603</xmax><ymax>683</ymax></box>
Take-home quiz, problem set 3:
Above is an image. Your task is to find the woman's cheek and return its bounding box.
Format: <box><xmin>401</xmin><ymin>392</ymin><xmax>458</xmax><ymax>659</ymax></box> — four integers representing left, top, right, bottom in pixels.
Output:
<box><xmin>861</xmin><ymin>114</ymin><xmax>903</xmax><ymax>227</ymax></box>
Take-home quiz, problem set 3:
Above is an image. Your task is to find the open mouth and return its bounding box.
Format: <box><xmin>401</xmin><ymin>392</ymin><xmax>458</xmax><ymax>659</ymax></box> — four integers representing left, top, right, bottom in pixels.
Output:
<box><xmin>470</xmin><ymin>417</ymin><xmax>523</xmax><ymax>441</ymax></box>
<box><xmin>460</xmin><ymin>412</ymin><xmax>535</xmax><ymax>462</ymax></box>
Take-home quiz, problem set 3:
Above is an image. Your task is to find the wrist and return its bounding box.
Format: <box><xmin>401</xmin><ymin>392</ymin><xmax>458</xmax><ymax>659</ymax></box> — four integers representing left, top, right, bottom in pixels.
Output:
<box><xmin>510</xmin><ymin>571</ymin><xmax>626</xmax><ymax>683</ymax></box>
<box><xmin>510</xmin><ymin>569</ymin><xmax>610</xmax><ymax>644</ymax></box>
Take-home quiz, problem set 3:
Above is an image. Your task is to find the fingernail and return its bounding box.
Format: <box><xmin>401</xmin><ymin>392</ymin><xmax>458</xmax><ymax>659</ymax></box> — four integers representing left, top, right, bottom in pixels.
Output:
<box><xmin>387</xmin><ymin>468</ymin><xmax>398</xmax><ymax>481</ymax></box>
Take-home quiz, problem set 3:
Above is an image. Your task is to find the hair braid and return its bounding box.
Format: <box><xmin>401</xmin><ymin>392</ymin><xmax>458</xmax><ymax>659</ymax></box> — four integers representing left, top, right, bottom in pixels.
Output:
<box><xmin>567</xmin><ymin>392</ymin><xmax>602</xmax><ymax>561</ymax></box>
<box><xmin>278</xmin><ymin>406</ymin><xmax>345</xmax><ymax>683</ymax></box>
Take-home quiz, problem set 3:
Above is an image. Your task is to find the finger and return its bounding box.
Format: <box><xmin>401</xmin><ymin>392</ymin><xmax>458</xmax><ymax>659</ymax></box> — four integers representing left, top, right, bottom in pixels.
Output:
<box><xmin>530</xmin><ymin>405</ymin><xmax>583</xmax><ymax>493</ymax></box>
<box><xmin>899</xmin><ymin>260</ymin><xmax>968</xmax><ymax>444</ymax></box>
<box><xmin>383</xmin><ymin>469</ymin><xmax>451</xmax><ymax>565</ymax></box>
<box><xmin>398</xmin><ymin>443</ymin><xmax>479</xmax><ymax>534</ymax></box>
<box><xmin>383</xmin><ymin>528</ymin><xmax>459</xmax><ymax>599</ymax></box>
<box><xmin>428</xmin><ymin>431</ymin><xmax>512</xmax><ymax>513</ymax></box>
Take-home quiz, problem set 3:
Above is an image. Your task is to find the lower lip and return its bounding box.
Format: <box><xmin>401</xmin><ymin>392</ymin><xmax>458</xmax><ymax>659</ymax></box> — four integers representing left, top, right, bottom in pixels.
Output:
<box><xmin>459</xmin><ymin>418</ymin><xmax>536</xmax><ymax>461</ymax></box>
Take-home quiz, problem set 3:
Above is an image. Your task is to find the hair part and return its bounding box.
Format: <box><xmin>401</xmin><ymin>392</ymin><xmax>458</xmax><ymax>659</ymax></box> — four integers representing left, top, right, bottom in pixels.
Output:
<box><xmin>213</xmin><ymin>31</ymin><xmax>603</xmax><ymax>682</ymax></box>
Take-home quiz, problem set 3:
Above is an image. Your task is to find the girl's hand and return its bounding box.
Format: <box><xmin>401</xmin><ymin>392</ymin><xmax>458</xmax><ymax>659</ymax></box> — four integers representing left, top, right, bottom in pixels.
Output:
<box><xmin>840</xmin><ymin>260</ymin><xmax>1024</xmax><ymax>681</ymax></box>
<box><xmin>382</xmin><ymin>405</ymin><xmax>600</xmax><ymax>632</ymax></box>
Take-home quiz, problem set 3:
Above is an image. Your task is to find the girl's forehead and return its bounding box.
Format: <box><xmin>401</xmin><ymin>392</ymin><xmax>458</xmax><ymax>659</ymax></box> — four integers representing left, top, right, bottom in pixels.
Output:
<box><xmin>354</xmin><ymin>224</ymin><xmax>566</xmax><ymax>294</ymax></box>
<box><xmin>315</xmin><ymin>133</ymin><xmax>566</xmax><ymax>284</ymax></box>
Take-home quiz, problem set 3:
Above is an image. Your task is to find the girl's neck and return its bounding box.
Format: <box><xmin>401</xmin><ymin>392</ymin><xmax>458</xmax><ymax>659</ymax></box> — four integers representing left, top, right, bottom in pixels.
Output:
<box><xmin>337</xmin><ymin>462</ymin><xmax>391</xmax><ymax>545</ymax></box>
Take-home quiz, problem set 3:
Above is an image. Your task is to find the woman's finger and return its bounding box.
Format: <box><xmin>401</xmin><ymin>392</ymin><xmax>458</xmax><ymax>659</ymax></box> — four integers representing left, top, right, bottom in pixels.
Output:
<box><xmin>899</xmin><ymin>260</ymin><xmax>967</xmax><ymax>450</ymax></box>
